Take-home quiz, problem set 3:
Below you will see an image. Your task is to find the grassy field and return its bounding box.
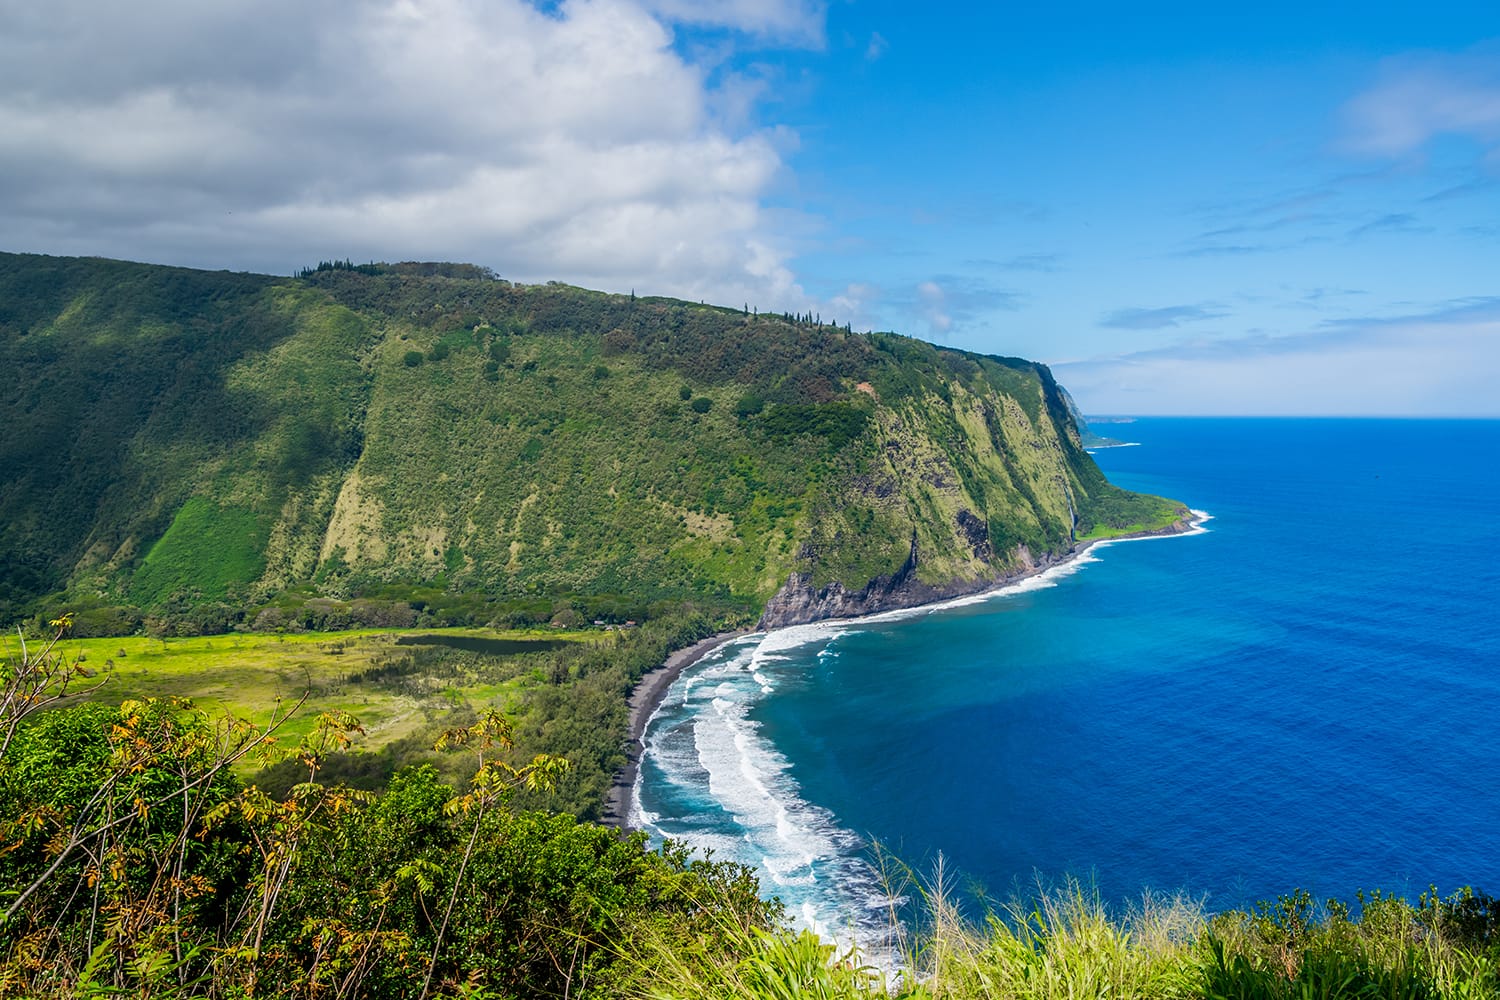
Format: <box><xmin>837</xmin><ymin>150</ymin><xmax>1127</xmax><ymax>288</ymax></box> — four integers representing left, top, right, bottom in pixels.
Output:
<box><xmin>1076</xmin><ymin>507</ymin><xmax>1187</xmax><ymax>542</ymax></box>
<box><xmin>0</xmin><ymin>625</ymin><xmax>598</xmax><ymax>747</ymax></box>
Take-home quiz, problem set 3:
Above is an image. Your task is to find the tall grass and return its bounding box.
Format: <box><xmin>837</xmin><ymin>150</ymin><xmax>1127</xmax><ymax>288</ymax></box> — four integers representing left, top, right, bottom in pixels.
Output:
<box><xmin>889</xmin><ymin>861</ymin><xmax>1200</xmax><ymax>1000</ymax></box>
<box><xmin>7</xmin><ymin>628</ymin><xmax>1497</xmax><ymax>998</ymax></box>
<box><xmin>627</xmin><ymin>858</ymin><xmax>1500</xmax><ymax>1000</ymax></box>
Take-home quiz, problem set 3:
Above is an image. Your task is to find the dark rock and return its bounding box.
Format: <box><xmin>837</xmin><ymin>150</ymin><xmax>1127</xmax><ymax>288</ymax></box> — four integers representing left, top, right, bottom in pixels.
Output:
<box><xmin>757</xmin><ymin>510</ymin><xmax>1199</xmax><ymax>629</ymax></box>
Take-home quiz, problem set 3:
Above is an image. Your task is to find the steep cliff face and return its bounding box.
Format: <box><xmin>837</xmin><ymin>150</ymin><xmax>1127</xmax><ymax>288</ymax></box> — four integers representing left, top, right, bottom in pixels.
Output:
<box><xmin>758</xmin><ymin>518</ymin><xmax>1199</xmax><ymax>628</ymax></box>
<box><xmin>0</xmin><ymin>252</ymin><xmax>1186</xmax><ymax>625</ymax></box>
<box><xmin>758</xmin><ymin>534</ymin><xmax>1047</xmax><ymax>629</ymax></box>
<box><xmin>753</xmin><ymin>360</ymin><xmax>1191</xmax><ymax>627</ymax></box>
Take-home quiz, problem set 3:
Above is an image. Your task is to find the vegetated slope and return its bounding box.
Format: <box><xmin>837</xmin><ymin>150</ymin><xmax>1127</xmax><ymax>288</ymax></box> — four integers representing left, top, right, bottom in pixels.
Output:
<box><xmin>0</xmin><ymin>254</ymin><xmax>371</xmax><ymax>626</ymax></box>
<box><xmin>0</xmin><ymin>252</ymin><xmax>1186</xmax><ymax>629</ymax></box>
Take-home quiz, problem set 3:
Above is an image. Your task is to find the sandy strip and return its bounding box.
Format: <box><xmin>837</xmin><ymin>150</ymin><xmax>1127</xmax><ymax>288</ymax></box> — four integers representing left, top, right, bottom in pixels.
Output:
<box><xmin>602</xmin><ymin>629</ymin><xmax>751</xmax><ymax>828</ymax></box>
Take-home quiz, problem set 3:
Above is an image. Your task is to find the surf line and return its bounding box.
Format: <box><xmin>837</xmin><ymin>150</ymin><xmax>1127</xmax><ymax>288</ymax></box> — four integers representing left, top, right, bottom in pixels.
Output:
<box><xmin>607</xmin><ymin>505</ymin><xmax>1213</xmax><ymax>829</ymax></box>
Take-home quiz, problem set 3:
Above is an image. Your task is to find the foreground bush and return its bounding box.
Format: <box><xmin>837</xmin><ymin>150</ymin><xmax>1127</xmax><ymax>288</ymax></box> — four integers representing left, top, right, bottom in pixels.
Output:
<box><xmin>0</xmin><ymin>625</ymin><xmax>773</xmax><ymax>998</ymax></box>
<box><xmin>4</xmin><ymin>625</ymin><xmax>1496</xmax><ymax>998</ymax></box>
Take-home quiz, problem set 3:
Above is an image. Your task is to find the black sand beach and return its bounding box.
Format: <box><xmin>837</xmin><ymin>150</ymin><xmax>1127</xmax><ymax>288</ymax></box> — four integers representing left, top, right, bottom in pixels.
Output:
<box><xmin>602</xmin><ymin>629</ymin><xmax>750</xmax><ymax>827</ymax></box>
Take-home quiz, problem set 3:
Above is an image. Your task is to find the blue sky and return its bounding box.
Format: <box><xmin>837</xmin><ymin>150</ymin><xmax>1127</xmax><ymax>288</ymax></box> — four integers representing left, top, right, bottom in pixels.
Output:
<box><xmin>3</xmin><ymin>1</ymin><xmax>1498</xmax><ymax>414</ymax></box>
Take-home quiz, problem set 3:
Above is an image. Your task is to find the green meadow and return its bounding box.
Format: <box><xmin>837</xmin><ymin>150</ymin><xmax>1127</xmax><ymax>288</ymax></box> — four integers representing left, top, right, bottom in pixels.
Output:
<box><xmin>0</xmin><ymin>625</ymin><xmax>595</xmax><ymax>747</ymax></box>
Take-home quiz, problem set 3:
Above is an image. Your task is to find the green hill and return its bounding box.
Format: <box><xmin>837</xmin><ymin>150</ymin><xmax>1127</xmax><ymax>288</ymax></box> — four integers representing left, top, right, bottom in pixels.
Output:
<box><xmin>0</xmin><ymin>251</ymin><xmax>1187</xmax><ymax>631</ymax></box>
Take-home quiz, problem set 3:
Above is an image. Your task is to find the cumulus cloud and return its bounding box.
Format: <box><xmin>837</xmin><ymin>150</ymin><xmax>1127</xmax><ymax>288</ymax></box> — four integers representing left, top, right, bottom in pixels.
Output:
<box><xmin>0</xmin><ymin>0</ymin><xmax>817</xmax><ymax>306</ymax></box>
<box><xmin>1056</xmin><ymin>298</ymin><xmax>1500</xmax><ymax>415</ymax></box>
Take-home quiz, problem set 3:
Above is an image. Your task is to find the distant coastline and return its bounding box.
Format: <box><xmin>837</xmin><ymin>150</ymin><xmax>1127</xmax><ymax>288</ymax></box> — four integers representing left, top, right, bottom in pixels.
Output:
<box><xmin>603</xmin><ymin>510</ymin><xmax>1208</xmax><ymax>830</ymax></box>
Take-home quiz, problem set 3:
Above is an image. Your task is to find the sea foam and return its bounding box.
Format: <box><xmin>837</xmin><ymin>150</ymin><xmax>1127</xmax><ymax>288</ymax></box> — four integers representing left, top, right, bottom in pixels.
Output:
<box><xmin>634</xmin><ymin>628</ymin><xmax>890</xmax><ymax>950</ymax></box>
<box><xmin>633</xmin><ymin>513</ymin><xmax>1214</xmax><ymax>957</ymax></box>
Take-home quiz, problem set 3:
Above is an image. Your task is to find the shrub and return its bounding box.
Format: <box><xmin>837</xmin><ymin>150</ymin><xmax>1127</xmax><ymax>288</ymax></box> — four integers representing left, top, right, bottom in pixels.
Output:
<box><xmin>759</xmin><ymin>402</ymin><xmax>868</xmax><ymax>449</ymax></box>
<box><xmin>734</xmin><ymin>392</ymin><xmax>765</xmax><ymax>417</ymax></box>
<box><xmin>690</xmin><ymin>396</ymin><xmax>713</xmax><ymax>413</ymax></box>
<box><xmin>403</xmin><ymin>349</ymin><xmax>424</xmax><ymax>367</ymax></box>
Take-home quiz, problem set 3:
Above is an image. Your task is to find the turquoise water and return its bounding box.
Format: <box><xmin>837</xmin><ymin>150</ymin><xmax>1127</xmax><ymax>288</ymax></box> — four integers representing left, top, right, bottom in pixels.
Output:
<box><xmin>633</xmin><ymin>419</ymin><xmax>1500</xmax><ymax>936</ymax></box>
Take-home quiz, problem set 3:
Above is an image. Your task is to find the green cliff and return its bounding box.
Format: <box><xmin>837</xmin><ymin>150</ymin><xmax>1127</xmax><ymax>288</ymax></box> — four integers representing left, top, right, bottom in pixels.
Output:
<box><xmin>0</xmin><ymin>252</ymin><xmax>1187</xmax><ymax>629</ymax></box>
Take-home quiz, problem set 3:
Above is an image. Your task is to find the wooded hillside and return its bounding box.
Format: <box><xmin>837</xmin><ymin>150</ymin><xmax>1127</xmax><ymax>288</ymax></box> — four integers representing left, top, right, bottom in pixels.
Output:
<box><xmin>0</xmin><ymin>252</ymin><xmax>1182</xmax><ymax>634</ymax></box>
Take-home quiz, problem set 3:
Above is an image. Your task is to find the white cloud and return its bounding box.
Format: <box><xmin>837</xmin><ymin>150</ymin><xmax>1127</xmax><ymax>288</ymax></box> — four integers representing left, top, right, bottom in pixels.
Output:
<box><xmin>917</xmin><ymin>280</ymin><xmax>953</xmax><ymax>333</ymax></box>
<box><xmin>1342</xmin><ymin>46</ymin><xmax>1500</xmax><ymax>159</ymax></box>
<box><xmin>826</xmin><ymin>282</ymin><xmax>879</xmax><ymax>330</ymax></box>
<box><xmin>0</xmin><ymin>0</ymin><xmax>818</xmax><ymax>306</ymax></box>
<box><xmin>1055</xmin><ymin>301</ymin><xmax>1500</xmax><ymax>416</ymax></box>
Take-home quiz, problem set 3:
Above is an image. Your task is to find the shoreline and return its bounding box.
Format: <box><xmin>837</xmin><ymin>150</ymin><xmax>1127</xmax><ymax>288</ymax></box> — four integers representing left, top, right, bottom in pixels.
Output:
<box><xmin>602</xmin><ymin>629</ymin><xmax>752</xmax><ymax>828</ymax></box>
<box><xmin>601</xmin><ymin>510</ymin><xmax>1208</xmax><ymax>829</ymax></box>
<box><xmin>815</xmin><ymin>509</ymin><xmax>1209</xmax><ymax>628</ymax></box>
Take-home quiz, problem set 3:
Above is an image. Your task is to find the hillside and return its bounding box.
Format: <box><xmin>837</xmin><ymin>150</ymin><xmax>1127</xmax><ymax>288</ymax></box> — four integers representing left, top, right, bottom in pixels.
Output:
<box><xmin>0</xmin><ymin>251</ymin><xmax>1187</xmax><ymax>633</ymax></box>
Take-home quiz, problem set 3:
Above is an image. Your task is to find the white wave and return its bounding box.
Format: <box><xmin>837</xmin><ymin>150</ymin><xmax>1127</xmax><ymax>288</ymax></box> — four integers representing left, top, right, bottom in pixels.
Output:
<box><xmin>634</xmin><ymin>506</ymin><xmax>1216</xmax><ymax>964</ymax></box>
<box><xmin>841</xmin><ymin>552</ymin><xmax>1105</xmax><ymax>629</ymax></box>
<box><xmin>714</xmin><ymin>636</ymin><xmax>765</xmax><ymax>669</ymax></box>
<box><xmin>634</xmin><ymin>508</ymin><xmax>1214</xmax><ymax>906</ymax></box>
<box><xmin>631</xmin><ymin>646</ymin><xmax>761</xmax><ymax>830</ymax></box>
<box><xmin>763</xmin><ymin>853</ymin><xmax>818</xmax><ymax>886</ymax></box>
<box><xmin>635</xmin><ymin>627</ymin><xmax>893</xmax><ymax>955</ymax></box>
<box><xmin>675</xmin><ymin>637</ymin><xmax>760</xmax><ymax>694</ymax></box>
<box><xmin>693</xmin><ymin>694</ymin><xmax>824</xmax><ymax>867</ymax></box>
<box><xmin>1090</xmin><ymin>507</ymin><xmax>1215</xmax><ymax>551</ymax></box>
<box><xmin>751</xmin><ymin>622</ymin><xmax>850</xmax><ymax>661</ymax></box>
<box><xmin>775</xmin><ymin>507</ymin><xmax>1212</xmax><ymax>635</ymax></box>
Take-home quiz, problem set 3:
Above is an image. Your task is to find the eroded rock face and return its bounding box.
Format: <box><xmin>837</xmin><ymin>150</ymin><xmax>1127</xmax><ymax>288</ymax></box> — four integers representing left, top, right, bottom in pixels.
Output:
<box><xmin>756</xmin><ymin>512</ymin><xmax>1197</xmax><ymax>630</ymax></box>
<box><xmin>955</xmin><ymin>509</ymin><xmax>993</xmax><ymax>561</ymax></box>
<box><xmin>758</xmin><ymin>538</ymin><xmax>1033</xmax><ymax>629</ymax></box>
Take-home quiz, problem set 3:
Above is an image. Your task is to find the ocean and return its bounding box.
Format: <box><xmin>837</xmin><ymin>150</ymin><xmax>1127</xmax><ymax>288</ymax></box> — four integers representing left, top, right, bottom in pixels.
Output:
<box><xmin>631</xmin><ymin>418</ymin><xmax>1500</xmax><ymax>938</ymax></box>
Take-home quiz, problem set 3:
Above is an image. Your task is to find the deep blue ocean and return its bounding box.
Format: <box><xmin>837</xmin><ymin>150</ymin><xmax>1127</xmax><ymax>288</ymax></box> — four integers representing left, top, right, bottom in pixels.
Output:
<box><xmin>632</xmin><ymin>419</ymin><xmax>1500</xmax><ymax>938</ymax></box>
